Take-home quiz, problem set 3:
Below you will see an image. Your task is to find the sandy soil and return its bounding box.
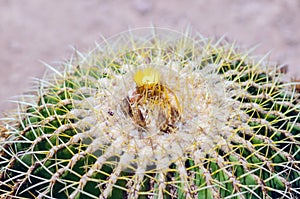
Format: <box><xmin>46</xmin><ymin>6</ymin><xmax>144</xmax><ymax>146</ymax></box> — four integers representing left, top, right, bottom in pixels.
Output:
<box><xmin>1</xmin><ymin>0</ymin><xmax>300</xmax><ymax>113</ymax></box>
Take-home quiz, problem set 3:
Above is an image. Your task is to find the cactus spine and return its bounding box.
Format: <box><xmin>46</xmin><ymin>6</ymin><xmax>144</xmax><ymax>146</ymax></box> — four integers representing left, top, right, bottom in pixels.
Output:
<box><xmin>0</xmin><ymin>28</ymin><xmax>299</xmax><ymax>199</ymax></box>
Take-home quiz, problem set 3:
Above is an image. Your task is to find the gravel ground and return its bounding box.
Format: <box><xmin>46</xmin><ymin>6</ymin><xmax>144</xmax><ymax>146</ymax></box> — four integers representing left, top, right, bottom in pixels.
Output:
<box><xmin>1</xmin><ymin>0</ymin><xmax>300</xmax><ymax>113</ymax></box>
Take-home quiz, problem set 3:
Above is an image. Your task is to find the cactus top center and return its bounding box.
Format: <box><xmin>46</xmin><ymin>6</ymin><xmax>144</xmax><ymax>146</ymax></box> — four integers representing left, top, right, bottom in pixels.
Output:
<box><xmin>123</xmin><ymin>67</ymin><xmax>181</xmax><ymax>133</ymax></box>
<box><xmin>72</xmin><ymin>63</ymin><xmax>236</xmax><ymax>171</ymax></box>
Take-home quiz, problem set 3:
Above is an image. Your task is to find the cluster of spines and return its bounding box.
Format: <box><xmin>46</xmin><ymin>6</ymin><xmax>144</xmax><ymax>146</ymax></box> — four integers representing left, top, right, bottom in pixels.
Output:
<box><xmin>0</xmin><ymin>29</ymin><xmax>299</xmax><ymax>199</ymax></box>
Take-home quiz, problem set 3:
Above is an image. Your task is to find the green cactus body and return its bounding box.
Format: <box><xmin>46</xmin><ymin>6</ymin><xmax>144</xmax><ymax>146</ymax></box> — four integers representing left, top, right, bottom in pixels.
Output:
<box><xmin>0</xmin><ymin>28</ymin><xmax>299</xmax><ymax>199</ymax></box>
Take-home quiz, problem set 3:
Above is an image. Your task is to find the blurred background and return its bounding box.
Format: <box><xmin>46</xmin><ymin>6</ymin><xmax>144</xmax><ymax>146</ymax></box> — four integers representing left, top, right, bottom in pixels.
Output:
<box><xmin>1</xmin><ymin>0</ymin><xmax>300</xmax><ymax>113</ymax></box>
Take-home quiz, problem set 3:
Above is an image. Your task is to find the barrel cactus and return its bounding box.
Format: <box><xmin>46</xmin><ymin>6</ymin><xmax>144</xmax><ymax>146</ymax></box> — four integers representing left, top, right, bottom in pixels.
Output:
<box><xmin>0</xmin><ymin>28</ymin><xmax>299</xmax><ymax>199</ymax></box>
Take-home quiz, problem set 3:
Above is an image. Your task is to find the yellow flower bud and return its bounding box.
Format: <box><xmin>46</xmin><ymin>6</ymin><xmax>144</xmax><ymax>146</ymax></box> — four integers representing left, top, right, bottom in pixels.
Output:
<box><xmin>134</xmin><ymin>67</ymin><xmax>160</xmax><ymax>87</ymax></box>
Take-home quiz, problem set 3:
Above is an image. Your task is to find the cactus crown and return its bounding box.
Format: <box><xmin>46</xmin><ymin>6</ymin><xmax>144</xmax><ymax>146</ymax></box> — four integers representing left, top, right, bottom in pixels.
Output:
<box><xmin>0</xmin><ymin>28</ymin><xmax>299</xmax><ymax>199</ymax></box>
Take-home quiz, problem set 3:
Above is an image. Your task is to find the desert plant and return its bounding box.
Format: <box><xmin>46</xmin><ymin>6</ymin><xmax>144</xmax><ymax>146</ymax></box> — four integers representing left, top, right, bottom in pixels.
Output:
<box><xmin>0</xmin><ymin>28</ymin><xmax>299</xmax><ymax>199</ymax></box>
